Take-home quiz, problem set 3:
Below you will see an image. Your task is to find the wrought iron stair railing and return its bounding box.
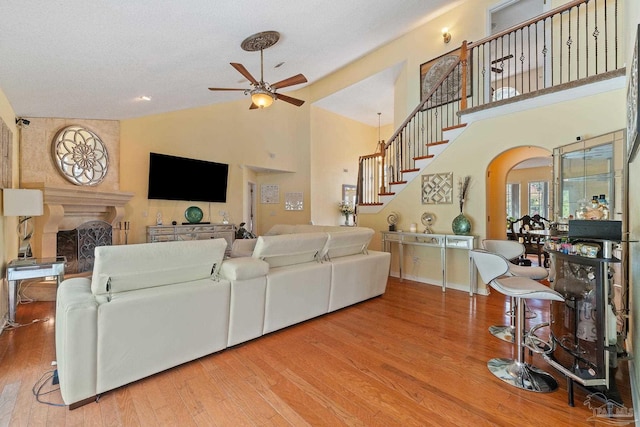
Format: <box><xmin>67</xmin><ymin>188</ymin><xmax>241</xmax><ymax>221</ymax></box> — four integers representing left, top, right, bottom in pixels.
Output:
<box><xmin>357</xmin><ymin>0</ymin><xmax>622</xmax><ymax>209</ymax></box>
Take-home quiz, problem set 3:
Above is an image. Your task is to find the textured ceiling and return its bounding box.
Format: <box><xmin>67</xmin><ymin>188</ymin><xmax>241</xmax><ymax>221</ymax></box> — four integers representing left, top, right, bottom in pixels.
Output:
<box><xmin>0</xmin><ymin>0</ymin><xmax>465</xmax><ymax>126</ymax></box>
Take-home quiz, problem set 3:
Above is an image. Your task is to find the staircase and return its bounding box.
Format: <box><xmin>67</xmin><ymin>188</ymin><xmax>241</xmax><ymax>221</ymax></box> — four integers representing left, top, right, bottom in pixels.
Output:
<box><xmin>356</xmin><ymin>0</ymin><xmax>623</xmax><ymax>214</ymax></box>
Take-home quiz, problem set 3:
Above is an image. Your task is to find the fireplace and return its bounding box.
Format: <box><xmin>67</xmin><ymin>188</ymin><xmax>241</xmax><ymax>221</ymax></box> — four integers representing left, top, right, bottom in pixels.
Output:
<box><xmin>57</xmin><ymin>221</ymin><xmax>113</xmax><ymax>274</ymax></box>
<box><xmin>23</xmin><ymin>183</ymin><xmax>134</xmax><ymax>259</ymax></box>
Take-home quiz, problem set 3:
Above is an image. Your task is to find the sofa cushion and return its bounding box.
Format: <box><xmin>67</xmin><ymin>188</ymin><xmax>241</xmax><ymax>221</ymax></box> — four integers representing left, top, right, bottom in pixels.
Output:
<box><xmin>252</xmin><ymin>232</ymin><xmax>327</xmax><ymax>267</ymax></box>
<box><xmin>91</xmin><ymin>239</ymin><xmax>227</xmax><ymax>296</ymax></box>
<box><xmin>320</xmin><ymin>228</ymin><xmax>374</xmax><ymax>260</ymax></box>
<box><xmin>264</xmin><ymin>224</ymin><xmax>296</xmax><ymax>235</ymax></box>
<box><xmin>230</xmin><ymin>238</ymin><xmax>257</xmax><ymax>258</ymax></box>
<box><xmin>219</xmin><ymin>257</ymin><xmax>269</xmax><ymax>280</ymax></box>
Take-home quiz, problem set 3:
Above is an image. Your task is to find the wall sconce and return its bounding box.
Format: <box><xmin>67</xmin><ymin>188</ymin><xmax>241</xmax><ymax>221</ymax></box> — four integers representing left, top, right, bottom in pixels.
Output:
<box><xmin>442</xmin><ymin>28</ymin><xmax>452</xmax><ymax>44</ymax></box>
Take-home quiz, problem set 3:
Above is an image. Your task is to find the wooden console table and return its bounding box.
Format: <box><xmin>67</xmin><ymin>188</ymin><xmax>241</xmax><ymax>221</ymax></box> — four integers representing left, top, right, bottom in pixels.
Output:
<box><xmin>147</xmin><ymin>223</ymin><xmax>235</xmax><ymax>256</ymax></box>
<box><xmin>381</xmin><ymin>231</ymin><xmax>477</xmax><ymax>295</ymax></box>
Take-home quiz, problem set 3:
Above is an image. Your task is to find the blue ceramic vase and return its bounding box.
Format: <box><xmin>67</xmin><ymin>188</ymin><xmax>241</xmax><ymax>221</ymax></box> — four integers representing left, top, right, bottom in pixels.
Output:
<box><xmin>452</xmin><ymin>213</ymin><xmax>471</xmax><ymax>235</ymax></box>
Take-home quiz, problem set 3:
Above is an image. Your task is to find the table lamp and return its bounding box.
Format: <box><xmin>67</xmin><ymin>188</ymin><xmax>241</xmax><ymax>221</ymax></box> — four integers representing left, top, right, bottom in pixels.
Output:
<box><xmin>2</xmin><ymin>189</ymin><xmax>44</xmax><ymax>258</ymax></box>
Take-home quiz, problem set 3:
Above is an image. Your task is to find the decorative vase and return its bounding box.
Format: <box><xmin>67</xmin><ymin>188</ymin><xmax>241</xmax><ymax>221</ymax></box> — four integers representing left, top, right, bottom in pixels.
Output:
<box><xmin>344</xmin><ymin>213</ymin><xmax>350</xmax><ymax>226</ymax></box>
<box><xmin>452</xmin><ymin>212</ymin><xmax>471</xmax><ymax>235</ymax></box>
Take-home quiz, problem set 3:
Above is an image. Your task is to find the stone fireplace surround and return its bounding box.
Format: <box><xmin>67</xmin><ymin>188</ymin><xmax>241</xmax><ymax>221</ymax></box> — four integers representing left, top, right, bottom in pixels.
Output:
<box><xmin>23</xmin><ymin>183</ymin><xmax>133</xmax><ymax>259</ymax></box>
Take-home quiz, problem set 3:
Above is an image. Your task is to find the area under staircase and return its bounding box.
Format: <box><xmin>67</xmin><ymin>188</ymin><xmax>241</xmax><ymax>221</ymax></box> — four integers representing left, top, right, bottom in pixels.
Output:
<box><xmin>356</xmin><ymin>0</ymin><xmax>623</xmax><ymax>214</ymax></box>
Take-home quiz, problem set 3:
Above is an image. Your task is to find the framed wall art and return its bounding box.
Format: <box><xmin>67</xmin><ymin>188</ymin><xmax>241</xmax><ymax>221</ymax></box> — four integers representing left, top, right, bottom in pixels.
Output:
<box><xmin>422</xmin><ymin>172</ymin><xmax>453</xmax><ymax>204</ymax></box>
<box><xmin>627</xmin><ymin>24</ymin><xmax>640</xmax><ymax>163</ymax></box>
<box><xmin>420</xmin><ymin>46</ymin><xmax>472</xmax><ymax>108</ymax></box>
<box><xmin>261</xmin><ymin>184</ymin><xmax>279</xmax><ymax>204</ymax></box>
<box><xmin>284</xmin><ymin>192</ymin><xmax>304</xmax><ymax>211</ymax></box>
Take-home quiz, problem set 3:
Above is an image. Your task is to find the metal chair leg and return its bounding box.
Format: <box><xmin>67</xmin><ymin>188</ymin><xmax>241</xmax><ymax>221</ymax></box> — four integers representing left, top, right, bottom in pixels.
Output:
<box><xmin>487</xmin><ymin>297</ymin><xmax>559</xmax><ymax>393</ymax></box>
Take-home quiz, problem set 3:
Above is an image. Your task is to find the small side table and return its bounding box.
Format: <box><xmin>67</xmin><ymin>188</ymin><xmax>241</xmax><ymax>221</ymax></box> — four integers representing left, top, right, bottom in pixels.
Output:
<box><xmin>6</xmin><ymin>257</ymin><xmax>66</xmax><ymax>323</ymax></box>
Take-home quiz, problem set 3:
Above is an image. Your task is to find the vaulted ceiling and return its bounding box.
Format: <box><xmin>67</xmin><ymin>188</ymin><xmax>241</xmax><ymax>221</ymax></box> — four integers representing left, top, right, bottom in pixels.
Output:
<box><xmin>0</xmin><ymin>0</ymin><xmax>466</xmax><ymax>126</ymax></box>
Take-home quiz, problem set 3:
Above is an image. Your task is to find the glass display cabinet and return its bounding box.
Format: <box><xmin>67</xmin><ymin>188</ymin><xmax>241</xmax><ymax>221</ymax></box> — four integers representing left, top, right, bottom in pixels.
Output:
<box><xmin>552</xmin><ymin>131</ymin><xmax>624</xmax><ymax>223</ymax></box>
<box><xmin>552</xmin><ymin>131</ymin><xmax>627</xmax><ymax>338</ymax></box>
<box><xmin>549</xmin><ymin>130</ymin><xmax>628</xmax><ymax>406</ymax></box>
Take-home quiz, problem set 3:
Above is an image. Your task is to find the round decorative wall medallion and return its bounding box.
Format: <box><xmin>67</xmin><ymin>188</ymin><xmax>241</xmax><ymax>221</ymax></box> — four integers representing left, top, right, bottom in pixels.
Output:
<box><xmin>52</xmin><ymin>125</ymin><xmax>109</xmax><ymax>186</ymax></box>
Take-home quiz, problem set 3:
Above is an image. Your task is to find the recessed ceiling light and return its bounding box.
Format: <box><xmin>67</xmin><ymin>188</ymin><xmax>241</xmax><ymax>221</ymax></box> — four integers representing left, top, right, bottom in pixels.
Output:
<box><xmin>138</xmin><ymin>95</ymin><xmax>152</xmax><ymax>101</ymax></box>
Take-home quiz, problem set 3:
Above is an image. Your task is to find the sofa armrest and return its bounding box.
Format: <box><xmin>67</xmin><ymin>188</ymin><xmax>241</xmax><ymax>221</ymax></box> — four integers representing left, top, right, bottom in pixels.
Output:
<box><xmin>219</xmin><ymin>257</ymin><xmax>269</xmax><ymax>281</ymax></box>
<box><xmin>55</xmin><ymin>277</ymin><xmax>98</xmax><ymax>406</ymax></box>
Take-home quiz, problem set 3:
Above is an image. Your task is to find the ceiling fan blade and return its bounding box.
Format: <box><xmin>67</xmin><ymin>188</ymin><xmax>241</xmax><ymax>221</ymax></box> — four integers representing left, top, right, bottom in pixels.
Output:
<box><xmin>249</xmin><ymin>102</ymin><xmax>259</xmax><ymax>110</ymax></box>
<box><xmin>490</xmin><ymin>67</ymin><xmax>503</xmax><ymax>73</ymax></box>
<box><xmin>271</xmin><ymin>74</ymin><xmax>308</xmax><ymax>89</ymax></box>
<box><xmin>208</xmin><ymin>87</ymin><xmax>246</xmax><ymax>91</ymax></box>
<box><xmin>230</xmin><ymin>63</ymin><xmax>259</xmax><ymax>85</ymax></box>
<box><xmin>276</xmin><ymin>93</ymin><xmax>305</xmax><ymax>107</ymax></box>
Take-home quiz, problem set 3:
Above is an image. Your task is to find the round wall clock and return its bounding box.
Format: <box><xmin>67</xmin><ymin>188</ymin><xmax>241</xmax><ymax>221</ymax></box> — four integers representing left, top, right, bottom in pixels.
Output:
<box><xmin>52</xmin><ymin>125</ymin><xmax>109</xmax><ymax>186</ymax></box>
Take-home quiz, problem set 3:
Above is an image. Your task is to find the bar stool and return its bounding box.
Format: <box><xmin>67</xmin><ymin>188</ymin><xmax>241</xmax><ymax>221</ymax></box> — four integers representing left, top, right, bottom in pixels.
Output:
<box><xmin>482</xmin><ymin>240</ymin><xmax>548</xmax><ymax>343</ymax></box>
<box><xmin>471</xmin><ymin>249</ymin><xmax>564</xmax><ymax>392</ymax></box>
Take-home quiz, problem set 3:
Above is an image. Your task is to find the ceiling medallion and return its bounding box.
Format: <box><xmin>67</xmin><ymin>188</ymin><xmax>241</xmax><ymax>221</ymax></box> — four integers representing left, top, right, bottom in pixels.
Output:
<box><xmin>241</xmin><ymin>31</ymin><xmax>280</xmax><ymax>52</ymax></box>
<box><xmin>52</xmin><ymin>125</ymin><xmax>109</xmax><ymax>186</ymax></box>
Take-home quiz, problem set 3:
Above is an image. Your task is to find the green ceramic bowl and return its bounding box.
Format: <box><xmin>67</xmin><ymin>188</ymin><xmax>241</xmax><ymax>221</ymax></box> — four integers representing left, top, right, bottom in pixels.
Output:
<box><xmin>184</xmin><ymin>206</ymin><xmax>203</xmax><ymax>224</ymax></box>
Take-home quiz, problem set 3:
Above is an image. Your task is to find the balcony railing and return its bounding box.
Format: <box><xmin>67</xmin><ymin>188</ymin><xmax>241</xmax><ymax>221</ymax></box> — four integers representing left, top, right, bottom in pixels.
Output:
<box><xmin>357</xmin><ymin>0</ymin><xmax>622</xmax><ymax>208</ymax></box>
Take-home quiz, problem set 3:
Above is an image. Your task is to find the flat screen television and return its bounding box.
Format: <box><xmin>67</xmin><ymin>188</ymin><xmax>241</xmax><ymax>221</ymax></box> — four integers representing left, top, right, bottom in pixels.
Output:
<box><xmin>147</xmin><ymin>152</ymin><xmax>228</xmax><ymax>203</ymax></box>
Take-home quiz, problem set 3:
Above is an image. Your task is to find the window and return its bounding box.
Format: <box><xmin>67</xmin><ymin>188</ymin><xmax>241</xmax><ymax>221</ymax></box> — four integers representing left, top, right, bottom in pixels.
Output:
<box><xmin>528</xmin><ymin>181</ymin><xmax>549</xmax><ymax>217</ymax></box>
<box><xmin>506</xmin><ymin>183</ymin><xmax>520</xmax><ymax>219</ymax></box>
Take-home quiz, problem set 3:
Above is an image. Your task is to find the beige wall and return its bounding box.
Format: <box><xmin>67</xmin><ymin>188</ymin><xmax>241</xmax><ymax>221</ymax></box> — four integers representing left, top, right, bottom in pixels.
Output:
<box><xmin>120</xmin><ymin>90</ymin><xmax>311</xmax><ymax>241</ymax></box>
<box><xmin>0</xmin><ymin>87</ymin><xmax>18</xmax><ymax>325</ymax></box>
<box><xmin>310</xmin><ymin>107</ymin><xmax>378</xmax><ymax>226</ymax></box>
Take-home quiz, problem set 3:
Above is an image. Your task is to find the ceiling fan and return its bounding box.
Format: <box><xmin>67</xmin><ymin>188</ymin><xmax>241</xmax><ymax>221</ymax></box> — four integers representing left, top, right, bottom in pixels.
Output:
<box><xmin>208</xmin><ymin>31</ymin><xmax>307</xmax><ymax>109</ymax></box>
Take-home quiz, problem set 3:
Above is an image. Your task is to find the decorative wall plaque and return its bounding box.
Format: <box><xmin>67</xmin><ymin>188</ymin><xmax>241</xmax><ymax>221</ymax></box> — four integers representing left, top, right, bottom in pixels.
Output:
<box><xmin>422</xmin><ymin>172</ymin><xmax>453</xmax><ymax>204</ymax></box>
<box><xmin>52</xmin><ymin>125</ymin><xmax>109</xmax><ymax>186</ymax></box>
<box><xmin>261</xmin><ymin>184</ymin><xmax>279</xmax><ymax>204</ymax></box>
<box><xmin>284</xmin><ymin>192</ymin><xmax>304</xmax><ymax>211</ymax></box>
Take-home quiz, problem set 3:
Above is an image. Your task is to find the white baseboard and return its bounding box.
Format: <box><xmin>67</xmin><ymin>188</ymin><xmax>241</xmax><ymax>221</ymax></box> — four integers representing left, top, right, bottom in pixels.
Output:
<box><xmin>389</xmin><ymin>271</ymin><xmax>489</xmax><ymax>296</ymax></box>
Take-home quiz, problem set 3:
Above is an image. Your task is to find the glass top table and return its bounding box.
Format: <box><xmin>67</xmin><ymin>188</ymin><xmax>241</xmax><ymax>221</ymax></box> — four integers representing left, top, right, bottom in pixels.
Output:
<box><xmin>6</xmin><ymin>256</ymin><xmax>66</xmax><ymax>323</ymax></box>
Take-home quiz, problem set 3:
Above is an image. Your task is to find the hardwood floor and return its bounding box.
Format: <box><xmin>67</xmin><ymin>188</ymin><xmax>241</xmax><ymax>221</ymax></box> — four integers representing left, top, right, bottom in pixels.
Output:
<box><xmin>0</xmin><ymin>277</ymin><xmax>634</xmax><ymax>426</ymax></box>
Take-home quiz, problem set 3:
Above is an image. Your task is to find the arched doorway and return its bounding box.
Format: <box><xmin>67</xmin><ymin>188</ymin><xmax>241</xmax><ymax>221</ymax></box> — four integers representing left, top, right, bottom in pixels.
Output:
<box><xmin>486</xmin><ymin>146</ymin><xmax>552</xmax><ymax>239</ymax></box>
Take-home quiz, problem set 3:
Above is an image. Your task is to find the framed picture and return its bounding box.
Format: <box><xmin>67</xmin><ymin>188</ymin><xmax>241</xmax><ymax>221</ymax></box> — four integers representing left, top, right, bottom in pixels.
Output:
<box><xmin>627</xmin><ymin>24</ymin><xmax>640</xmax><ymax>163</ymax></box>
<box><xmin>420</xmin><ymin>46</ymin><xmax>472</xmax><ymax>108</ymax></box>
<box><xmin>284</xmin><ymin>192</ymin><xmax>304</xmax><ymax>211</ymax></box>
<box><xmin>260</xmin><ymin>184</ymin><xmax>279</xmax><ymax>204</ymax></box>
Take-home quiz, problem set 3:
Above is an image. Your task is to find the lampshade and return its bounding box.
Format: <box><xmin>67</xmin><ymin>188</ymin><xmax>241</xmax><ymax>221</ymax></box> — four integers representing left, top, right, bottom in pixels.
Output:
<box><xmin>3</xmin><ymin>189</ymin><xmax>44</xmax><ymax>217</ymax></box>
<box><xmin>251</xmin><ymin>89</ymin><xmax>274</xmax><ymax>108</ymax></box>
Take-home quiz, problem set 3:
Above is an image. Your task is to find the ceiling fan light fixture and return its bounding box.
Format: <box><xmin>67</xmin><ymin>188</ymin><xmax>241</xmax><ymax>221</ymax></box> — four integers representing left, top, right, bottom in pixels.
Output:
<box><xmin>251</xmin><ymin>88</ymin><xmax>274</xmax><ymax>108</ymax></box>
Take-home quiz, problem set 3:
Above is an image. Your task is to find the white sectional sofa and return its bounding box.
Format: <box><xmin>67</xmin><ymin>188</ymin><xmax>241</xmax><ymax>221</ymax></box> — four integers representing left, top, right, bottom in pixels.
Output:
<box><xmin>55</xmin><ymin>225</ymin><xmax>390</xmax><ymax>408</ymax></box>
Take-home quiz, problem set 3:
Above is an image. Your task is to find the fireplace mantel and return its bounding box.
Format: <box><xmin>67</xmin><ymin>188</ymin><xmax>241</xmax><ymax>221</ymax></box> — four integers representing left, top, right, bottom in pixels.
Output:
<box><xmin>23</xmin><ymin>183</ymin><xmax>134</xmax><ymax>258</ymax></box>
